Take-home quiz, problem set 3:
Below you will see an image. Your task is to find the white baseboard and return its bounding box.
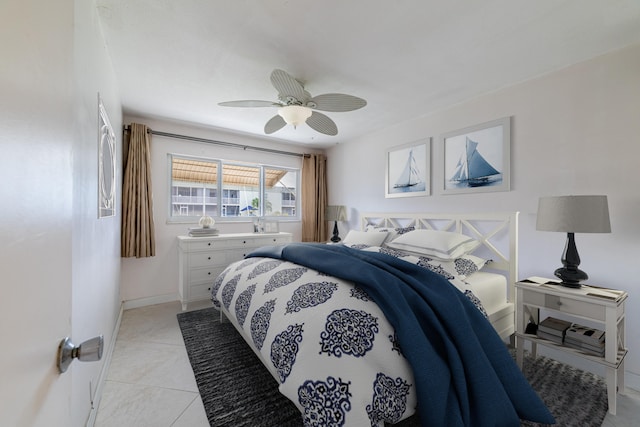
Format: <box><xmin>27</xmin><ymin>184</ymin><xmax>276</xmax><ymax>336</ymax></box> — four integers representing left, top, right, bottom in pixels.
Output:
<box><xmin>122</xmin><ymin>293</ymin><xmax>178</xmax><ymax>310</ymax></box>
<box><xmin>625</xmin><ymin>370</ymin><xmax>640</xmax><ymax>393</ymax></box>
<box><xmin>86</xmin><ymin>303</ymin><xmax>123</xmax><ymax>427</ymax></box>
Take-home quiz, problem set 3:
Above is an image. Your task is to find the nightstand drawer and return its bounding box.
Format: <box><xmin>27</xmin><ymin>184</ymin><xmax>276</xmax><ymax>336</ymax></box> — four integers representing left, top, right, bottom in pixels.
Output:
<box><xmin>522</xmin><ymin>290</ymin><xmax>605</xmax><ymax>320</ymax></box>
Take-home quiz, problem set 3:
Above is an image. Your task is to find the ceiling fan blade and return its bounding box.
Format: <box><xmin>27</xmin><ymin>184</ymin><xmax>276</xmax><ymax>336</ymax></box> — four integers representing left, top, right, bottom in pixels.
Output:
<box><xmin>270</xmin><ymin>69</ymin><xmax>308</xmax><ymax>104</ymax></box>
<box><xmin>218</xmin><ymin>100</ymin><xmax>278</xmax><ymax>108</ymax></box>
<box><xmin>306</xmin><ymin>112</ymin><xmax>338</xmax><ymax>136</ymax></box>
<box><xmin>264</xmin><ymin>115</ymin><xmax>287</xmax><ymax>134</ymax></box>
<box><xmin>309</xmin><ymin>94</ymin><xmax>367</xmax><ymax>112</ymax></box>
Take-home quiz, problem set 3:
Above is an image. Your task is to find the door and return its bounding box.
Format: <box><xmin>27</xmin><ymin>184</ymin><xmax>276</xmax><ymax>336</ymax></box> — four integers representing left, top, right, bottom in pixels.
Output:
<box><xmin>0</xmin><ymin>0</ymin><xmax>75</xmax><ymax>425</ymax></box>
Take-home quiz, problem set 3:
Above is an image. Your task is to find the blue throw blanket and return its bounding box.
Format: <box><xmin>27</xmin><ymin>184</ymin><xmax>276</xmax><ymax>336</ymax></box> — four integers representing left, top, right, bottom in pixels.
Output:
<box><xmin>248</xmin><ymin>243</ymin><xmax>555</xmax><ymax>427</ymax></box>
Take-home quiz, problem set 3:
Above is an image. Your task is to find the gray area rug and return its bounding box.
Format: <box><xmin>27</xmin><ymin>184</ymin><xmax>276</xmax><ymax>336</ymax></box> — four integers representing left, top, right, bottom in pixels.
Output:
<box><xmin>178</xmin><ymin>307</ymin><xmax>607</xmax><ymax>427</ymax></box>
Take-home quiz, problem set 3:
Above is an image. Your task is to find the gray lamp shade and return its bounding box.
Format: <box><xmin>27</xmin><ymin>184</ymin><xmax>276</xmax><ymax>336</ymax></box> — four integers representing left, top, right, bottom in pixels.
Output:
<box><xmin>325</xmin><ymin>205</ymin><xmax>347</xmax><ymax>222</ymax></box>
<box><xmin>536</xmin><ymin>195</ymin><xmax>611</xmax><ymax>233</ymax></box>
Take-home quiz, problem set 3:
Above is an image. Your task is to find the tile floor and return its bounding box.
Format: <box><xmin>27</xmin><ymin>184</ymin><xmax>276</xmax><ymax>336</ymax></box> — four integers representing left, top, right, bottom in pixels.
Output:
<box><xmin>95</xmin><ymin>301</ymin><xmax>640</xmax><ymax>426</ymax></box>
<box><xmin>95</xmin><ymin>300</ymin><xmax>211</xmax><ymax>427</ymax></box>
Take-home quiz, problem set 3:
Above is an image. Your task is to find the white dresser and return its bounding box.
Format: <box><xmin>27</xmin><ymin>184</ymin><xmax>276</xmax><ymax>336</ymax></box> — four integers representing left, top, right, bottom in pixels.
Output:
<box><xmin>177</xmin><ymin>232</ymin><xmax>292</xmax><ymax>310</ymax></box>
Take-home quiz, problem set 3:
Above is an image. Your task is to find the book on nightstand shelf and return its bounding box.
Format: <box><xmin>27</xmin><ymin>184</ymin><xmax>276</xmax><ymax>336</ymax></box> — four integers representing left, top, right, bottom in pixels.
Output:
<box><xmin>536</xmin><ymin>330</ymin><xmax>564</xmax><ymax>344</ymax></box>
<box><xmin>534</xmin><ymin>320</ymin><xmax>607</xmax><ymax>356</ymax></box>
<box><xmin>566</xmin><ymin>323</ymin><xmax>606</xmax><ymax>345</ymax></box>
<box><xmin>564</xmin><ymin>337</ymin><xmax>606</xmax><ymax>356</ymax></box>
<box><xmin>564</xmin><ymin>323</ymin><xmax>606</xmax><ymax>356</ymax></box>
<box><xmin>536</xmin><ymin>317</ymin><xmax>572</xmax><ymax>344</ymax></box>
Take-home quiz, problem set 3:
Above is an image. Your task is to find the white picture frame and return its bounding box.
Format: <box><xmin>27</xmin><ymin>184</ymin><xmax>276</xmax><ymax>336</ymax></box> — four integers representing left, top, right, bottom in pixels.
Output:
<box><xmin>439</xmin><ymin>117</ymin><xmax>510</xmax><ymax>195</ymax></box>
<box><xmin>98</xmin><ymin>95</ymin><xmax>116</xmax><ymax>218</ymax></box>
<box><xmin>385</xmin><ymin>138</ymin><xmax>430</xmax><ymax>198</ymax></box>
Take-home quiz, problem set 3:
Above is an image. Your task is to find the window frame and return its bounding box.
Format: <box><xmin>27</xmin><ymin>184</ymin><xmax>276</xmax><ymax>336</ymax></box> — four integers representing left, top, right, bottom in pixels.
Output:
<box><xmin>167</xmin><ymin>153</ymin><xmax>301</xmax><ymax>224</ymax></box>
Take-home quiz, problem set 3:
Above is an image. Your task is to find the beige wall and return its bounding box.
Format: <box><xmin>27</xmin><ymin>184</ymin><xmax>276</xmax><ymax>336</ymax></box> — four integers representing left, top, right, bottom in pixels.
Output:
<box><xmin>327</xmin><ymin>44</ymin><xmax>640</xmax><ymax>386</ymax></box>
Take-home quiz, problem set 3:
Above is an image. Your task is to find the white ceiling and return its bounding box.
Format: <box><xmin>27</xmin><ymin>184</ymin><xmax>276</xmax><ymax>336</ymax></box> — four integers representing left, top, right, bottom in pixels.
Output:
<box><xmin>96</xmin><ymin>0</ymin><xmax>640</xmax><ymax>148</ymax></box>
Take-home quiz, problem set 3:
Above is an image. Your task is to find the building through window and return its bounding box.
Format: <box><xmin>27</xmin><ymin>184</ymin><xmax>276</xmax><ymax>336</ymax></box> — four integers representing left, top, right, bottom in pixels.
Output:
<box><xmin>169</xmin><ymin>155</ymin><xmax>299</xmax><ymax>221</ymax></box>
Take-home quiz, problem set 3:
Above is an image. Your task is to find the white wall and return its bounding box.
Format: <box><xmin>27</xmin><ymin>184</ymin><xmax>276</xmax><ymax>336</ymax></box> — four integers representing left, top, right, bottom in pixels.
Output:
<box><xmin>0</xmin><ymin>1</ymin><xmax>122</xmax><ymax>425</ymax></box>
<box><xmin>120</xmin><ymin>117</ymin><xmax>318</xmax><ymax>305</ymax></box>
<box><xmin>327</xmin><ymin>44</ymin><xmax>640</xmax><ymax>384</ymax></box>
<box><xmin>71</xmin><ymin>1</ymin><xmax>123</xmax><ymax>425</ymax></box>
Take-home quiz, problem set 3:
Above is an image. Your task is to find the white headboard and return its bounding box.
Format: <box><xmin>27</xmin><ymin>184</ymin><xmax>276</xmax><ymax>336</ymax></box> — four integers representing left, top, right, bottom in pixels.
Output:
<box><xmin>360</xmin><ymin>212</ymin><xmax>519</xmax><ymax>303</ymax></box>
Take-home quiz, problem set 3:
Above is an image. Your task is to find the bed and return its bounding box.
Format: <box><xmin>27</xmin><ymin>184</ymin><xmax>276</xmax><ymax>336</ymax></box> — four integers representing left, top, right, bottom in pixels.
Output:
<box><xmin>358</xmin><ymin>212</ymin><xmax>519</xmax><ymax>341</ymax></box>
<box><xmin>211</xmin><ymin>212</ymin><xmax>554</xmax><ymax>426</ymax></box>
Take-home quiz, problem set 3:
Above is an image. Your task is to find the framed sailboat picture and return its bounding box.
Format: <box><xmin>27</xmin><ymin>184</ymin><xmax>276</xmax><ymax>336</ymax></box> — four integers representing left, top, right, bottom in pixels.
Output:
<box><xmin>385</xmin><ymin>139</ymin><xmax>430</xmax><ymax>198</ymax></box>
<box><xmin>440</xmin><ymin>117</ymin><xmax>510</xmax><ymax>195</ymax></box>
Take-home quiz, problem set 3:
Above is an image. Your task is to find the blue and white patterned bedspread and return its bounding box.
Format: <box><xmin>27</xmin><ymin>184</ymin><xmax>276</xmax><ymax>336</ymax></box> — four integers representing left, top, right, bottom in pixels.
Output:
<box><xmin>212</xmin><ymin>249</ymin><xmax>422</xmax><ymax>426</ymax></box>
<box><xmin>210</xmin><ymin>243</ymin><xmax>553</xmax><ymax>426</ymax></box>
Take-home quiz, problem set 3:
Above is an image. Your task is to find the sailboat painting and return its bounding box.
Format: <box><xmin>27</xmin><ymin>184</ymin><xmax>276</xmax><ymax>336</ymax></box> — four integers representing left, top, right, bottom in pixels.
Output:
<box><xmin>441</xmin><ymin>117</ymin><xmax>510</xmax><ymax>195</ymax></box>
<box><xmin>385</xmin><ymin>139</ymin><xmax>430</xmax><ymax>198</ymax></box>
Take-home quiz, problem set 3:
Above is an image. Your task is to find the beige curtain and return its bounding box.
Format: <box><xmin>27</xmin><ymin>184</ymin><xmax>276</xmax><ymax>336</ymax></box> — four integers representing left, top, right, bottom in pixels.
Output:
<box><xmin>121</xmin><ymin>123</ymin><xmax>156</xmax><ymax>257</ymax></box>
<box><xmin>301</xmin><ymin>154</ymin><xmax>328</xmax><ymax>242</ymax></box>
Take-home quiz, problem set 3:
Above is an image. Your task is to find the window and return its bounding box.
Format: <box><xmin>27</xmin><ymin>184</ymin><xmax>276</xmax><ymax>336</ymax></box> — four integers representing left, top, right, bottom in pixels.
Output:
<box><xmin>266</xmin><ymin>167</ymin><xmax>297</xmax><ymax>217</ymax></box>
<box><xmin>168</xmin><ymin>154</ymin><xmax>300</xmax><ymax>222</ymax></box>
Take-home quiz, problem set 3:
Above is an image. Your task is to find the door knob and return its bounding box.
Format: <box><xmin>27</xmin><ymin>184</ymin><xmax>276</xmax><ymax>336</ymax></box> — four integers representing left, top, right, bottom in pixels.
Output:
<box><xmin>57</xmin><ymin>335</ymin><xmax>104</xmax><ymax>373</ymax></box>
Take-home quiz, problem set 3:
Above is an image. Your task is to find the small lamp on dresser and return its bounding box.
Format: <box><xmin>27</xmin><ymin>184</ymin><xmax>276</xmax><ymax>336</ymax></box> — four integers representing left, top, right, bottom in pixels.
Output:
<box><xmin>326</xmin><ymin>205</ymin><xmax>347</xmax><ymax>243</ymax></box>
<box><xmin>536</xmin><ymin>195</ymin><xmax>611</xmax><ymax>288</ymax></box>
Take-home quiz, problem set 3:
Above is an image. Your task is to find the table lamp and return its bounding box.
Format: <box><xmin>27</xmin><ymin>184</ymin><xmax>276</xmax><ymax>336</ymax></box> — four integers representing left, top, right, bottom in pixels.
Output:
<box><xmin>326</xmin><ymin>205</ymin><xmax>347</xmax><ymax>243</ymax></box>
<box><xmin>536</xmin><ymin>195</ymin><xmax>611</xmax><ymax>288</ymax></box>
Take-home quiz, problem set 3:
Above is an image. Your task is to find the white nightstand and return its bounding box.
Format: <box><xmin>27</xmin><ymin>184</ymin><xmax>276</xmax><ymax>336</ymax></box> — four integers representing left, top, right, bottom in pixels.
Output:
<box><xmin>515</xmin><ymin>278</ymin><xmax>628</xmax><ymax>415</ymax></box>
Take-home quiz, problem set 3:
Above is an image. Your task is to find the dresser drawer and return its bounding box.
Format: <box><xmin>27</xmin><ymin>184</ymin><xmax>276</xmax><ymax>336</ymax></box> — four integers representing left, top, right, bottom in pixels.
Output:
<box><xmin>225</xmin><ymin>236</ymin><xmax>275</xmax><ymax>248</ymax></box>
<box><xmin>225</xmin><ymin>248</ymin><xmax>253</xmax><ymax>260</ymax></box>
<box><xmin>189</xmin><ymin>282</ymin><xmax>214</xmax><ymax>301</ymax></box>
<box><xmin>522</xmin><ymin>290</ymin><xmax>605</xmax><ymax>320</ymax></box>
<box><xmin>189</xmin><ymin>266</ymin><xmax>226</xmax><ymax>283</ymax></box>
<box><xmin>178</xmin><ymin>232</ymin><xmax>292</xmax><ymax>310</ymax></box>
<box><xmin>183</xmin><ymin>239</ymin><xmax>228</xmax><ymax>251</ymax></box>
<box><xmin>253</xmin><ymin>235</ymin><xmax>291</xmax><ymax>245</ymax></box>
<box><xmin>189</xmin><ymin>251</ymin><xmax>232</xmax><ymax>268</ymax></box>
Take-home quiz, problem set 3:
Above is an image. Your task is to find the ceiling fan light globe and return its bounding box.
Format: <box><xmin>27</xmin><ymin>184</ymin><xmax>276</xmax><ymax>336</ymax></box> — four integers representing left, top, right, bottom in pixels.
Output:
<box><xmin>278</xmin><ymin>105</ymin><xmax>312</xmax><ymax>128</ymax></box>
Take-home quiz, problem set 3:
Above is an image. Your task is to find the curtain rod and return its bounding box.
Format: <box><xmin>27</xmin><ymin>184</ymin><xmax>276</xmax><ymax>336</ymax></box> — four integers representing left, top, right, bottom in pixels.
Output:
<box><xmin>123</xmin><ymin>126</ymin><xmax>310</xmax><ymax>159</ymax></box>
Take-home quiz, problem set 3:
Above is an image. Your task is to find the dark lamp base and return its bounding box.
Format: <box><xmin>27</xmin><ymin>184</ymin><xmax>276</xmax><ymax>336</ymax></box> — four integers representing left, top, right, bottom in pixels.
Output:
<box><xmin>554</xmin><ymin>232</ymin><xmax>589</xmax><ymax>288</ymax></box>
<box><xmin>330</xmin><ymin>220</ymin><xmax>341</xmax><ymax>243</ymax></box>
<box><xmin>554</xmin><ymin>267</ymin><xmax>588</xmax><ymax>288</ymax></box>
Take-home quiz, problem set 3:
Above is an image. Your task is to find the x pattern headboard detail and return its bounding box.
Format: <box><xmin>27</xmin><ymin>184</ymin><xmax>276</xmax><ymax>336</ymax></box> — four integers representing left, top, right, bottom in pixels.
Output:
<box><xmin>360</xmin><ymin>212</ymin><xmax>519</xmax><ymax>303</ymax></box>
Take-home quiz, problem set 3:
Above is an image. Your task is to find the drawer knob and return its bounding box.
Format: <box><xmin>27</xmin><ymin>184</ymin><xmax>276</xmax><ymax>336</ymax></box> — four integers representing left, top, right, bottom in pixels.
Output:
<box><xmin>243</xmin><ymin>240</ymin><xmax>247</xmax><ymax>244</ymax></box>
<box><xmin>208</xmin><ymin>256</ymin><xmax>211</xmax><ymax>260</ymax></box>
<box><xmin>557</xmin><ymin>301</ymin><xmax>562</xmax><ymax>306</ymax></box>
<box><xmin>208</xmin><ymin>242</ymin><xmax>211</xmax><ymax>246</ymax></box>
<box><xmin>208</xmin><ymin>272</ymin><xmax>211</xmax><ymax>275</ymax></box>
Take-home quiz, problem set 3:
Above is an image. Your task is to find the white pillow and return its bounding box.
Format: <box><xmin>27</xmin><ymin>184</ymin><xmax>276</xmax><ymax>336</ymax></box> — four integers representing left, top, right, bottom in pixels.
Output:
<box><xmin>342</xmin><ymin>230</ymin><xmax>389</xmax><ymax>246</ymax></box>
<box><xmin>386</xmin><ymin>229</ymin><xmax>478</xmax><ymax>260</ymax></box>
<box><xmin>363</xmin><ymin>246</ymin><xmax>489</xmax><ymax>280</ymax></box>
<box><xmin>365</xmin><ymin>224</ymin><xmax>415</xmax><ymax>243</ymax></box>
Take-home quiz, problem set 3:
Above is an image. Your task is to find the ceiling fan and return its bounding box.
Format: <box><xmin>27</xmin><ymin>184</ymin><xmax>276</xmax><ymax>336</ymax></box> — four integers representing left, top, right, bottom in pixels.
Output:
<box><xmin>218</xmin><ymin>69</ymin><xmax>367</xmax><ymax>136</ymax></box>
